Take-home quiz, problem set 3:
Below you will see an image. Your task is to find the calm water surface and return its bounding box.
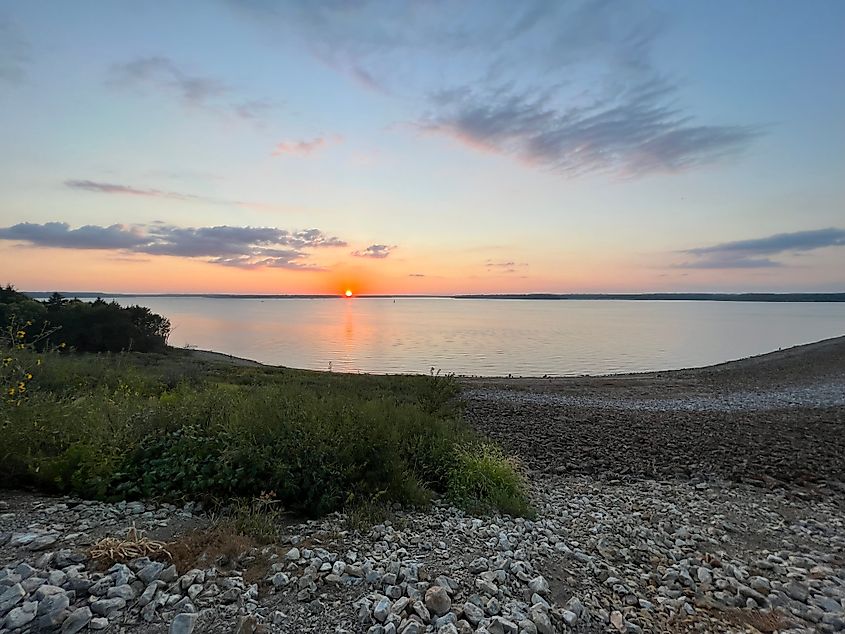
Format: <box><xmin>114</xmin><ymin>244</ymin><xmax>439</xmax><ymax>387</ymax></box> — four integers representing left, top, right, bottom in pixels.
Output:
<box><xmin>108</xmin><ymin>297</ymin><xmax>844</xmax><ymax>376</ymax></box>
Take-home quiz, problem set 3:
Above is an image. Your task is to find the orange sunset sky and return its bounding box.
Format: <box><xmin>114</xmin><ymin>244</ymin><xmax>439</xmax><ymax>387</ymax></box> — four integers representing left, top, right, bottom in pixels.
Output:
<box><xmin>2</xmin><ymin>2</ymin><xmax>844</xmax><ymax>295</ymax></box>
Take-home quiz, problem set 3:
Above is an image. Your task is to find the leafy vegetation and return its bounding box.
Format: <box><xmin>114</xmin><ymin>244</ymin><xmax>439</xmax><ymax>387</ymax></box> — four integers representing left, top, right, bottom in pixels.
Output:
<box><xmin>0</xmin><ymin>286</ymin><xmax>170</xmax><ymax>353</ymax></box>
<box><xmin>1</xmin><ymin>344</ymin><xmax>530</xmax><ymax>518</ymax></box>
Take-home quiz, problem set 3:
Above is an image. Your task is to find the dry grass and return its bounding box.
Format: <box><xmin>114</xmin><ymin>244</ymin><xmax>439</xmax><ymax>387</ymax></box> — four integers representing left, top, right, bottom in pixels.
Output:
<box><xmin>166</xmin><ymin>521</ymin><xmax>267</xmax><ymax>583</ymax></box>
<box><xmin>665</xmin><ymin>606</ymin><xmax>794</xmax><ymax>633</ymax></box>
<box><xmin>720</xmin><ymin>608</ymin><xmax>794</xmax><ymax>632</ymax></box>
<box><xmin>88</xmin><ymin>520</ymin><xmax>274</xmax><ymax>584</ymax></box>
<box><xmin>89</xmin><ymin>526</ymin><xmax>171</xmax><ymax>566</ymax></box>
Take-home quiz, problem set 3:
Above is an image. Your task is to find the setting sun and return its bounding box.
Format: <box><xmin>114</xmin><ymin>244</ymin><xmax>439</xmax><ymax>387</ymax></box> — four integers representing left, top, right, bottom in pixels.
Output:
<box><xmin>345</xmin><ymin>289</ymin><xmax>353</xmax><ymax>297</ymax></box>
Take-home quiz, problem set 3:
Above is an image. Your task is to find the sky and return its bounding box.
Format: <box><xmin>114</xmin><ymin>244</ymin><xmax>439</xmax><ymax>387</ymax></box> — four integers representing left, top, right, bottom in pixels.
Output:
<box><xmin>1</xmin><ymin>0</ymin><xmax>844</xmax><ymax>295</ymax></box>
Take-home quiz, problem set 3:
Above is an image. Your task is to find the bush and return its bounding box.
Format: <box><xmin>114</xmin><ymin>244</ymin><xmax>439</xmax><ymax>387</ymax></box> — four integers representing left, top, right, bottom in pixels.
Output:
<box><xmin>447</xmin><ymin>442</ymin><xmax>533</xmax><ymax>517</ymax></box>
<box><xmin>1</xmin><ymin>349</ymin><xmax>531</xmax><ymax>518</ymax></box>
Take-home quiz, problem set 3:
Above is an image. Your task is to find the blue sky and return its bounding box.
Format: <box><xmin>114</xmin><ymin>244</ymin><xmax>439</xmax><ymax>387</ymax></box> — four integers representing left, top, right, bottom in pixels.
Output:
<box><xmin>1</xmin><ymin>0</ymin><xmax>843</xmax><ymax>293</ymax></box>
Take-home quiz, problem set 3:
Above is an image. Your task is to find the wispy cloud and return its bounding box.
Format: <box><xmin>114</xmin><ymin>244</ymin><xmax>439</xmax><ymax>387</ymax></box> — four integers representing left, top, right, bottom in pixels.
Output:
<box><xmin>108</xmin><ymin>56</ymin><xmax>276</xmax><ymax>122</ymax></box>
<box><xmin>486</xmin><ymin>260</ymin><xmax>528</xmax><ymax>274</ymax></box>
<box><xmin>234</xmin><ymin>99</ymin><xmax>279</xmax><ymax>122</ymax></box>
<box><xmin>0</xmin><ymin>16</ymin><xmax>28</xmax><ymax>83</ymax></box>
<box><xmin>422</xmin><ymin>82</ymin><xmax>761</xmax><ymax>177</ymax></box>
<box><xmin>227</xmin><ymin>1</ymin><xmax>663</xmax><ymax>95</ymax></box>
<box><xmin>231</xmin><ymin>1</ymin><xmax>761</xmax><ymax>178</ymax></box>
<box><xmin>352</xmin><ymin>244</ymin><xmax>395</xmax><ymax>259</ymax></box>
<box><xmin>65</xmin><ymin>179</ymin><xmax>203</xmax><ymax>201</ymax></box>
<box><xmin>65</xmin><ymin>178</ymin><xmax>285</xmax><ymax>211</ymax></box>
<box><xmin>0</xmin><ymin>222</ymin><xmax>348</xmax><ymax>271</ymax></box>
<box><xmin>272</xmin><ymin>136</ymin><xmax>340</xmax><ymax>156</ymax></box>
<box><xmin>677</xmin><ymin>228</ymin><xmax>845</xmax><ymax>269</ymax></box>
<box><xmin>110</xmin><ymin>56</ymin><xmax>225</xmax><ymax>105</ymax></box>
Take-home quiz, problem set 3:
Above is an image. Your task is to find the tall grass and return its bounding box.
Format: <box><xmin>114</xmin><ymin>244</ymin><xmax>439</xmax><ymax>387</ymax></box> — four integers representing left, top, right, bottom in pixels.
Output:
<box><xmin>1</xmin><ymin>349</ymin><xmax>530</xmax><ymax>517</ymax></box>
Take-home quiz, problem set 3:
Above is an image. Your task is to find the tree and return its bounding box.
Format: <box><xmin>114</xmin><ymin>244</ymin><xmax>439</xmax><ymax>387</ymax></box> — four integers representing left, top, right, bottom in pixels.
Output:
<box><xmin>1</xmin><ymin>286</ymin><xmax>171</xmax><ymax>353</ymax></box>
<box><xmin>45</xmin><ymin>292</ymin><xmax>66</xmax><ymax>312</ymax></box>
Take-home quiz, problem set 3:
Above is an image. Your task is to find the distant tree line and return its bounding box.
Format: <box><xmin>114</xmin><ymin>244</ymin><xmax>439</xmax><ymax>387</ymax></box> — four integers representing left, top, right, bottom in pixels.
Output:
<box><xmin>1</xmin><ymin>285</ymin><xmax>170</xmax><ymax>353</ymax></box>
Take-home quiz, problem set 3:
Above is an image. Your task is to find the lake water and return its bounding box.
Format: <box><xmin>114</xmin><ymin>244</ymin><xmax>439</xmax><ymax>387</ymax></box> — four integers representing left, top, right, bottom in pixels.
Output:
<box><xmin>107</xmin><ymin>297</ymin><xmax>844</xmax><ymax>376</ymax></box>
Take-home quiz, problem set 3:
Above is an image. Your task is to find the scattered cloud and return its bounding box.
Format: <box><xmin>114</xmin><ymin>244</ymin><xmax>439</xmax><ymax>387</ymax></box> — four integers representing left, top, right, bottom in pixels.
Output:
<box><xmin>486</xmin><ymin>260</ymin><xmax>528</xmax><ymax>274</ymax></box>
<box><xmin>422</xmin><ymin>82</ymin><xmax>761</xmax><ymax>176</ymax></box>
<box><xmin>408</xmin><ymin>273</ymin><xmax>426</xmax><ymax>277</ymax></box>
<box><xmin>108</xmin><ymin>56</ymin><xmax>275</xmax><ymax>122</ymax></box>
<box><xmin>0</xmin><ymin>222</ymin><xmax>347</xmax><ymax>271</ymax></box>
<box><xmin>272</xmin><ymin>136</ymin><xmax>340</xmax><ymax>156</ymax></box>
<box><xmin>0</xmin><ymin>222</ymin><xmax>146</xmax><ymax>251</ymax></box>
<box><xmin>234</xmin><ymin>99</ymin><xmax>279</xmax><ymax>122</ymax></box>
<box><xmin>677</xmin><ymin>228</ymin><xmax>845</xmax><ymax>269</ymax></box>
<box><xmin>352</xmin><ymin>244</ymin><xmax>395</xmax><ymax>259</ymax></box>
<box><xmin>110</xmin><ymin>56</ymin><xmax>225</xmax><ymax>105</ymax></box>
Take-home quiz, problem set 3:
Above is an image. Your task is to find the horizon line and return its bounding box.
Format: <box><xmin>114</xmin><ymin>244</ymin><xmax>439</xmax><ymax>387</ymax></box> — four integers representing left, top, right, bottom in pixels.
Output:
<box><xmin>20</xmin><ymin>290</ymin><xmax>845</xmax><ymax>303</ymax></box>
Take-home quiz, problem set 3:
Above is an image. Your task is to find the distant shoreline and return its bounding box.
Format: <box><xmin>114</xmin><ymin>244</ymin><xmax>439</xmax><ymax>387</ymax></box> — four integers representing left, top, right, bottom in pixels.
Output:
<box><xmin>22</xmin><ymin>291</ymin><xmax>845</xmax><ymax>302</ymax></box>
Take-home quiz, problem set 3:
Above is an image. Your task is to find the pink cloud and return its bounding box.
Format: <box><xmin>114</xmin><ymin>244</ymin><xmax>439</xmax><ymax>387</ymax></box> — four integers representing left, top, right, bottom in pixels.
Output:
<box><xmin>272</xmin><ymin>135</ymin><xmax>341</xmax><ymax>156</ymax></box>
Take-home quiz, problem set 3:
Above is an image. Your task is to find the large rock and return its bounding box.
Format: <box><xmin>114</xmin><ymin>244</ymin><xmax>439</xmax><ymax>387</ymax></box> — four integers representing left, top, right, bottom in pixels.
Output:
<box><xmin>159</xmin><ymin>565</ymin><xmax>179</xmax><ymax>583</ymax></box>
<box><xmin>4</xmin><ymin>601</ymin><xmax>38</xmax><ymax>629</ymax></box>
<box><xmin>530</xmin><ymin>607</ymin><xmax>553</xmax><ymax>634</ymax></box>
<box><xmin>138</xmin><ymin>582</ymin><xmax>158</xmax><ymax>607</ymax></box>
<box><xmin>91</xmin><ymin>597</ymin><xmax>126</xmax><ymax>616</ymax></box>
<box><xmin>271</xmin><ymin>572</ymin><xmax>289</xmax><ymax>588</ymax></box>
<box><xmin>35</xmin><ymin>584</ymin><xmax>66</xmax><ymax>601</ymax></box>
<box><xmin>462</xmin><ymin>601</ymin><xmax>484</xmax><ymax>626</ymax></box>
<box><xmin>425</xmin><ymin>585</ymin><xmax>451</xmax><ymax>617</ymax></box>
<box><xmin>373</xmin><ymin>596</ymin><xmax>391</xmax><ymax>623</ymax></box>
<box><xmin>61</xmin><ymin>606</ymin><xmax>92</xmax><ymax>634</ymax></box>
<box><xmin>137</xmin><ymin>562</ymin><xmax>165</xmax><ymax>584</ymax></box>
<box><xmin>489</xmin><ymin>616</ymin><xmax>518</xmax><ymax>634</ymax></box>
<box><xmin>170</xmin><ymin>612</ymin><xmax>198</xmax><ymax>634</ymax></box>
<box><xmin>0</xmin><ymin>583</ymin><xmax>25</xmax><ymax>615</ymax></box>
<box><xmin>107</xmin><ymin>584</ymin><xmax>136</xmax><ymax>601</ymax></box>
<box><xmin>37</xmin><ymin>592</ymin><xmax>69</xmax><ymax>616</ymax></box>
<box><xmin>15</xmin><ymin>563</ymin><xmax>38</xmax><ymax>580</ymax></box>
<box><xmin>468</xmin><ymin>558</ymin><xmax>489</xmax><ymax>574</ymax></box>
<box><xmin>28</xmin><ymin>534</ymin><xmax>59</xmax><ymax>551</ymax></box>
<box><xmin>527</xmin><ymin>576</ymin><xmax>549</xmax><ymax>595</ymax></box>
<box><xmin>39</xmin><ymin>607</ymin><xmax>71</xmax><ymax>630</ymax></box>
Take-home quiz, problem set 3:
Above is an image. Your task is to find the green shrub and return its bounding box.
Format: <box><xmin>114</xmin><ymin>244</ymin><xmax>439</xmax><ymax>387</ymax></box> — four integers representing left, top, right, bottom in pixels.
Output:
<box><xmin>0</xmin><ymin>347</ymin><xmax>531</xmax><ymax>518</ymax></box>
<box><xmin>447</xmin><ymin>442</ymin><xmax>533</xmax><ymax>517</ymax></box>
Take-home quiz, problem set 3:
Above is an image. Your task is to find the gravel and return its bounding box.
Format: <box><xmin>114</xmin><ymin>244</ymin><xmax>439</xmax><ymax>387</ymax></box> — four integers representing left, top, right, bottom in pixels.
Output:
<box><xmin>464</xmin><ymin>379</ymin><xmax>845</xmax><ymax>412</ymax></box>
<box><xmin>2</xmin><ymin>474</ymin><xmax>843</xmax><ymax>633</ymax></box>
<box><xmin>1</xmin><ymin>337</ymin><xmax>843</xmax><ymax>633</ymax></box>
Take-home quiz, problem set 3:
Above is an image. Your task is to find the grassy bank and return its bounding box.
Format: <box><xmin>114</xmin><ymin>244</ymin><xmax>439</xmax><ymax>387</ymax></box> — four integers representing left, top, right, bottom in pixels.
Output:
<box><xmin>1</xmin><ymin>349</ymin><xmax>530</xmax><ymax>517</ymax></box>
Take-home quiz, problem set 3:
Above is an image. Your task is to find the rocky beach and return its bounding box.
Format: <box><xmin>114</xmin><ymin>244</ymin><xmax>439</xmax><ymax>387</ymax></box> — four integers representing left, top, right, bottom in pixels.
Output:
<box><xmin>2</xmin><ymin>337</ymin><xmax>844</xmax><ymax>634</ymax></box>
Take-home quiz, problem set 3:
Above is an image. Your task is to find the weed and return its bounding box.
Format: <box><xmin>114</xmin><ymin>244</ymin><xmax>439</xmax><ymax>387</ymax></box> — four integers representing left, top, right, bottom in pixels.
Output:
<box><xmin>447</xmin><ymin>442</ymin><xmax>534</xmax><ymax>517</ymax></box>
<box><xmin>2</xmin><ymin>346</ymin><xmax>531</xmax><ymax>518</ymax></box>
